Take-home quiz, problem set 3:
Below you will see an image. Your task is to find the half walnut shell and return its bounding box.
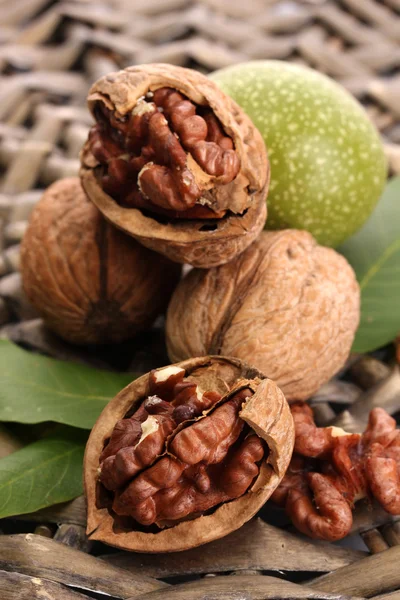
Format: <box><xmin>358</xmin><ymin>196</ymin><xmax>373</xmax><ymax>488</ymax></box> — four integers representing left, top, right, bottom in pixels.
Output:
<box><xmin>84</xmin><ymin>356</ymin><xmax>294</xmax><ymax>552</ymax></box>
<box><xmin>80</xmin><ymin>64</ymin><xmax>269</xmax><ymax>268</ymax></box>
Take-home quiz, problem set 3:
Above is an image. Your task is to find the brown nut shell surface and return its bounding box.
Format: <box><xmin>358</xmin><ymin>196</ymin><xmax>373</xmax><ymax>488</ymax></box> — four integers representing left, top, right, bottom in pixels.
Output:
<box><xmin>21</xmin><ymin>178</ymin><xmax>181</xmax><ymax>345</ymax></box>
<box><xmin>166</xmin><ymin>230</ymin><xmax>360</xmax><ymax>401</ymax></box>
<box><xmin>80</xmin><ymin>63</ymin><xmax>269</xmax><ymax>268</ymax></box>
<box><xmin>84</xmin><ymin>356</ymin><xmax>294</xmax><ymax>552</ymax></box>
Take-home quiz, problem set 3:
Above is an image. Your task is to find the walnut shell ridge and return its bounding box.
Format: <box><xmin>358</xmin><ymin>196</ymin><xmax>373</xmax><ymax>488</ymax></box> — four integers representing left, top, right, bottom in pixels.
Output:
<box><xmin>80</xmin><ymin>63</ymin><xmax>269</xmax><ymax>268</ymax></box>
<box><xmin>21</xmin><ymin>178</ymin><xmax>181</xmax><ymax>345</ymax></box>
<box><xmin>84</xmin><ymin>356</ymin><xmax>294</xmax><ymax>552</ymax></box>
<box><xmin>166</xmin><ymin>230</ymin><xmax>360</xmax><ymax>401</ymax></box>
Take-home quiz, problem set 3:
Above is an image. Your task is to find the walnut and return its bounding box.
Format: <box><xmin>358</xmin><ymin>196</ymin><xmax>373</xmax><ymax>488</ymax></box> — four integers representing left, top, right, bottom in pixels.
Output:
<box><xmin>84</xmin><ymin>356</ymin><xmax>294</xmax><ymax>552</ymax></box>
<box><xmin>166</xmin><ymin>230</ymin><xmax>360</xmax><ymax>401</ymax></box>
<box><xmin>20</xmin><ymin>178</ymin><xmax>181</xmax><ymax>345</ymax></box>
<box><xmin>272</xmin><ymin>403</ymin><xmax>400</xmax><ymax>541</ymax></box>
<box><xmin>80</xmin><ymin>64</ymin><xmax>269</xmax><ymax>268</ymax></box>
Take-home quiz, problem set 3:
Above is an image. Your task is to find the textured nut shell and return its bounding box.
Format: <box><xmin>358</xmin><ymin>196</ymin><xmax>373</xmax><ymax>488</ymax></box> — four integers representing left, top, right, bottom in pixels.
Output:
<box><xmin>80</xmin><ymin>63</ymin><xmax>269</xmax><ymax>268</ymax></box>
<box><xmin>84</xmin><ymin>356</ymin><xmax>293</xmax><ymax>552</ymax></box>
<box><xmin>166</xmin><ymin>230</ymin><xmax>360</xmax><ymax>401</ymax></box>
<box><xmin>20</xmin><ymin>178</ymin><xmax>181</xmax><ymax>345</ymax></box>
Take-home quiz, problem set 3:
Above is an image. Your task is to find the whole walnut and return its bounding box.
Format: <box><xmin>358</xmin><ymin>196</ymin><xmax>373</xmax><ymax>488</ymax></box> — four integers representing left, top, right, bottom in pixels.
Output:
<box><xmin>84</xmin><ymin>356</ymin><xmax>294</xmax><ymax>552</ymax></box>
<box><xmin>166</xmin><ymin>230</ymin><xmax>360</xmax><ymax>401</ymax></box>
<box><xmin>21</xmin><ymin>178</ymin><xmax>181</xmax><ymax>345</ymax></box>
<box><xmin>80</xmin><ymin>63</ymin><xmax>269</xmax><ymax>268</ymax></box>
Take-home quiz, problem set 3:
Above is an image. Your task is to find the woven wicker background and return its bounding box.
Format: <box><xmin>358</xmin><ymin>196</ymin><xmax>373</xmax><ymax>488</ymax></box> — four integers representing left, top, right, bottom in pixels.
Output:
<box><xmin>1</xmin><ymin>0</ymin><xmax>400</xmax><ymax>198</ymax></box>
<box><xmin>1</xmin><ymin>3</ymin><xmax>400</xmax><ymax>599</ymax></box>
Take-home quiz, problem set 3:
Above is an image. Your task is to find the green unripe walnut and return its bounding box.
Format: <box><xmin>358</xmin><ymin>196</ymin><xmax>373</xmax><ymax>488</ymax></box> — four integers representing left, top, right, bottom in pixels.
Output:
<box><xmin>211</xmin><ymin>61</ymin><xmax>387</xmax><ymax>247</ymax></box>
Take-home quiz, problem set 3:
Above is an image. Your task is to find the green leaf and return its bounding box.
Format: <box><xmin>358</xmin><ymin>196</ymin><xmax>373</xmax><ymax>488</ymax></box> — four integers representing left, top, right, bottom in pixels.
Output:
<box><xmin>0</xmin><ymin>433</ymin><xmax>85</xmax><ymax>518</ymax></box>
<box><xmin>339</xmin><ymin>176</ymin><xmax>400</xmax><ymax>353</ymax></box>
<box><xmin>0</xmin><ymin>341</ymin><xmax>135</xmax><ymax>429</ymax></box>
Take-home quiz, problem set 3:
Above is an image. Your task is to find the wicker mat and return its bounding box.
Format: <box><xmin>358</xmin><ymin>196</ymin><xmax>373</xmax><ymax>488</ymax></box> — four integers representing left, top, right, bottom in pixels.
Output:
<box><xmin>0</xmin><ymin>0</ymin><xmax>399</xmax><ymax>199</ymax></box>
<box><xmin>0</xmin><ymin>2</ymin><xmax>400</xmax><ymax>599</ymax></box>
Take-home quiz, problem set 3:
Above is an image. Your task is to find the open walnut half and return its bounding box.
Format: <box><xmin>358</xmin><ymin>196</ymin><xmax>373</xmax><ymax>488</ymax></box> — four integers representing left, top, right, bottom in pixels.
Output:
<box><xmin>84</xmin><ymin>356</ymin><xmax>293</xmax><ymax>552</ymax></box>
<box><xmin>80</xmin><ymin>64</ymin><xmax>269</xmax><ymax>268</ymax></box>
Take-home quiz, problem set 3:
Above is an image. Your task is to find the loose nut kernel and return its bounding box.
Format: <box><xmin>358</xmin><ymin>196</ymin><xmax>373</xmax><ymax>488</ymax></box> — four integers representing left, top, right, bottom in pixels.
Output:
<box><xmin>84</xmin><ymin>356</ymin><xmax>294</xmax><ymax>552</ymax></box>
<box><xmin>80</xmin><ymin>64</ymin><xmax>269</xmax><ymax>268</ymax></box>
<box><xmin>166</xmin><ymin>230</ymin><xmax>360</xmax><ymax>401</ymax></box>
<box><xmin>291</xmin><ymin>402</ymin><xmax>335</xmax><ymax>457</ymax></box>
<box><xmin>273</xmin><ymin>403</ymin><xmax>400</xmax><ymax>541</ymax></box>
<box><xmin>20</xmin><ymin>178</ymin><xmax>181</xmax><ymax>345</ymax></box>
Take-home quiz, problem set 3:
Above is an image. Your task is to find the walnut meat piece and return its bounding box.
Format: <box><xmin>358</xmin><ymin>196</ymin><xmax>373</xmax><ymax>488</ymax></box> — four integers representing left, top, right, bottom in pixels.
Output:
<box><xmin>20</xmin><ymin>178</ymin><xmax>181</xmax><ymax>345</ymax></box>
<box><xmin>84</xmin><ymin>356</ymin><xmax>294</xmax><ymax>552</ymax></box>
<box><xmin>80</xmin><ymin>64</ymin><xmax>269</xmax><ymax>268</ymax></box>
<box><xmin>273</xmin><ymin>403</ymin><xmax>400</xmax><ymax>541</ymax></box>
<box><xmin>166</xmin><ymin>230</ymin><xmax>360</xmax><ymax>401</ymax></box>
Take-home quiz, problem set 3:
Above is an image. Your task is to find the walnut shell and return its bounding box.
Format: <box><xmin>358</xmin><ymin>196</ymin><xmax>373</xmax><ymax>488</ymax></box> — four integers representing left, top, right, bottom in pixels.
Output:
<box><xmin>166</xmin><ymin>230</ymin><xmax>360</xmax><ymax>401</ymax></box>
<box><xmin>84</xmin><ymin>356</ymin><xmax>294</xmax><ymax>552</ymax></box>
<box><xmin>80</xmin><ymin>63</ymin><xmax>269</xmax><ymax>268</ymax></box>
<box><xmin>20</xmin><ymin>178</ymin><xmax>181</xmax><ymax>345</ymax></box>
